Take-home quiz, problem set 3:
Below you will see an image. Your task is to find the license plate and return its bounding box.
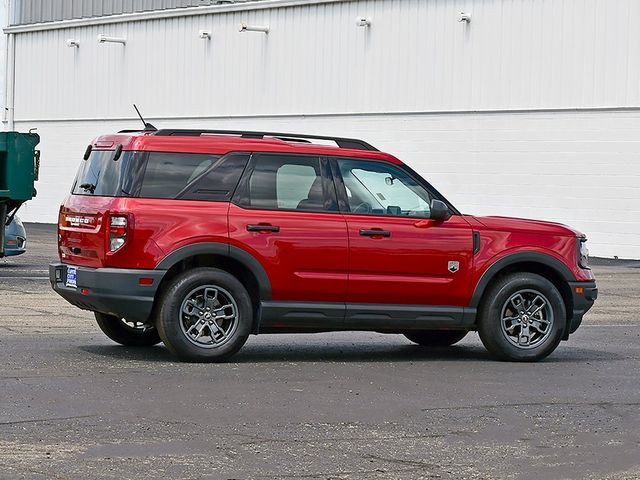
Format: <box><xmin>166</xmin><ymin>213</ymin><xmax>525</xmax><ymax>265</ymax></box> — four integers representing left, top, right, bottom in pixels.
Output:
<box><xmin>66</xmin><ymin>266</ymin><xmax>77</xmax><ymax>288</ymax></box>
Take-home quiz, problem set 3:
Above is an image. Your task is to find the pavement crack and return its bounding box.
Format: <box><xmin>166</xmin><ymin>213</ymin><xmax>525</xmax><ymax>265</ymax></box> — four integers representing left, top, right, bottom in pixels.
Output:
<box><xmin>420</xmin><ymin>401</ymin><xmax>640</xmax><ymax>412</ymax></box>
<box><xmin>0</xmin><ymin>414</ymin><xmax>95</xmax><ymax>426</ymax></box>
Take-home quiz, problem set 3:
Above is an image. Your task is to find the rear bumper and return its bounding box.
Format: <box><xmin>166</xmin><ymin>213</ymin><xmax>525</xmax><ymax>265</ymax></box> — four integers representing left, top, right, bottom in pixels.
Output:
<box><xmin>49</xmin><ymin>262</ymin><xmax>166</xmax><ymax>323</ymax></box>
<box><xmin>566</xmin><ymin>281</ymin><xmax>598</xmax><ymax>336</ymax></box>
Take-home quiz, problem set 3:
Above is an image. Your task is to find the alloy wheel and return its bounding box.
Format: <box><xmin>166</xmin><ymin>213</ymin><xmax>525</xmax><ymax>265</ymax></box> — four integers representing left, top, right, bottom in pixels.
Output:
<box><xmin>179</xmin><ymin>285</ymin><xmax>239</xmax><ymax>349</ymax></box>
<box><xmin>500</xmin><ymin>289</ymin><xmax>554</xmax><ymax>349</ymax></box>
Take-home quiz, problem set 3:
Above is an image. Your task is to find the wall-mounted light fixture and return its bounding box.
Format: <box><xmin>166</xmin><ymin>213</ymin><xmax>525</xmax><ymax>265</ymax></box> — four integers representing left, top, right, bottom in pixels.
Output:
<box><xmin>97</xmin><ymin>34</ymin><xmax>127</xmax><ymax>45</ymax></box>
<box><xmin>239</xmin><ymin>23</ymin><xmax>269</xmax><ymax>34</ymax></box>
<box><xmin>457</xmin><ymin>12</ymin><xmax>471</xmax><ymax>23</ymax></box>
<box><xmin>356</xmin><ymin>17</ymin><xmax>372</xmax><ymax>27</ymax></box>
<box><xmin>199</xmin><ymin>30</ymin><xmax>212</xmax><ymax>40</ymax></box>
<box><xmin>66</xmin><ymin>39</ymin><xmax>80</xmax><ymax>48</ymax></box>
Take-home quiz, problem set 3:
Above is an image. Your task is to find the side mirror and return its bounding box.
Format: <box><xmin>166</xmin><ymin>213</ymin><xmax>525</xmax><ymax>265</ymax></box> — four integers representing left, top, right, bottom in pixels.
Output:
<box><xmin>430</xmin><ymin>199</ymin><xmax>451</xmax><ymax>222</ymax></box>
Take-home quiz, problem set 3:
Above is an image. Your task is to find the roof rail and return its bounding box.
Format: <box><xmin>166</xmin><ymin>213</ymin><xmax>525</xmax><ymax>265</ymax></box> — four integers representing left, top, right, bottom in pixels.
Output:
<box><xmin>153</xmin><ymin>129</ymin><xmax>379</xmax><ymax>151</ymax></box>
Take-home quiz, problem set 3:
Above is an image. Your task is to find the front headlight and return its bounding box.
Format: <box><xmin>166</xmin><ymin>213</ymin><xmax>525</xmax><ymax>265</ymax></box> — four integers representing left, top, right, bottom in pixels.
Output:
<box><xmin>578</xmin><ymin>238</ymin><xmax>590</xmax><ymax>269</ymax></box>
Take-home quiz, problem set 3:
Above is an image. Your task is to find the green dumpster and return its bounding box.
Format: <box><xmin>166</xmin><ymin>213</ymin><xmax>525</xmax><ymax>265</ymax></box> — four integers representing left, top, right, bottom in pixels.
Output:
<box><xmin>0</xmin><ymin>131</ymin><xmax>40</xmax><ymax>257</ymax></box>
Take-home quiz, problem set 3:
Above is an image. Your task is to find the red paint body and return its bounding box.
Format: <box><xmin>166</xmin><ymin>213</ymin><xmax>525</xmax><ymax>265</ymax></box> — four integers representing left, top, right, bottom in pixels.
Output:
<box><xmin>58</xmin><ymin>132</ymin><xmax>594</xmax><ymax>310</ymax></box>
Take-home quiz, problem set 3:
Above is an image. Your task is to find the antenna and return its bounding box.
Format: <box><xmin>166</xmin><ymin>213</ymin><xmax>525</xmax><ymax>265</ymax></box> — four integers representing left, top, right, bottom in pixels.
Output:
<box><xmin>133</xmin><ymin>104</ymin><xmax>157</xmax><ymax>132</ymax></box>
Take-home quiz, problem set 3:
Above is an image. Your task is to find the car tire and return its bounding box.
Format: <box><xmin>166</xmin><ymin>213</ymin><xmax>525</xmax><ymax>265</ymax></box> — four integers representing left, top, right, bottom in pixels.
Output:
<box><xmin>478</xmin><ymin>272</ymin><xmax>565</xmax><ymax>362</ymax></box>
<box><xmin>404</xmin><ymin>330</ymin><xmax>468</xmax><ymax>347</ymax></box>
<box><xmin>156</xmin><ymin>267</ymin><xmax>252</xmax><ymax>362</ymax></box>
<box><xmin>94</xmin><ymin>312</ymin><xmax>162</xmax><ymax>347</ymax></box>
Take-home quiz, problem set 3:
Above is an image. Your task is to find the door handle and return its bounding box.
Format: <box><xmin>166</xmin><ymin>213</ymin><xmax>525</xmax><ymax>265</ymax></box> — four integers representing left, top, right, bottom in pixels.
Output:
<box><xmin>359</xmin><ymin>229</ymin><xmax>391</xmax><ymax>238</ymax></box>
<box><xmin>247</xmin><ymin>224</ymin><xmax>280</xmax><ymax>233</ymax></box>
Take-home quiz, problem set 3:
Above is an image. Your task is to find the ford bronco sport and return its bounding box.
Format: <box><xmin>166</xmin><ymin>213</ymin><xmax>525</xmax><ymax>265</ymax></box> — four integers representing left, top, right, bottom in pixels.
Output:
<box><xmin>49</xmin><ymin>129</ymin><xmax>597</xmax><ymax>362</ymax></box>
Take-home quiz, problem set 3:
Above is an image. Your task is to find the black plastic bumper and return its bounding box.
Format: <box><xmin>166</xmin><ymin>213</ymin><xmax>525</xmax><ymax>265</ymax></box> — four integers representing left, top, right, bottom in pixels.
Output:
<box><xmin>49</xmin><ymin>262</ymin><xmax>166</xmax><ymax>323</ymax></box>
<box><xmin>566</xmin><ymin>281</ymin><xmax>598</xmax><ymax>336</ymax></box>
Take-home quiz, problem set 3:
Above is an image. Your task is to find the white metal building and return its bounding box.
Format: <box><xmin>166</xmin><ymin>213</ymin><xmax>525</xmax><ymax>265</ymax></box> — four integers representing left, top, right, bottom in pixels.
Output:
<box><xmin>3</xmin><ymin>0</ymin><xmax>640</xmax><ymax>258</ymax></box>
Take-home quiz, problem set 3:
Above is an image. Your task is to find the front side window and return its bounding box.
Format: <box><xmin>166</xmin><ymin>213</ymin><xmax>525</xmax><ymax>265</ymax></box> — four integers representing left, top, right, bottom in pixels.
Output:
<box><xmin>336</xmin><ymin>159</ymin><xmax>432</xmax><ymax>217</ymax></box>
<box><xmin>237</xmin><ymin>154</ymin><xmax>330</xmax><ymax>212</ymax></box>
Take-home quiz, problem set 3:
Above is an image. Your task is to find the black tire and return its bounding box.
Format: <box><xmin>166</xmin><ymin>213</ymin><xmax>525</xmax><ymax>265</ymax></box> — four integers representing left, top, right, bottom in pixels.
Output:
<box><xmin>156</xmin><ymin>267</ymin><xmax>252</xmax><ymax>362</ymax></box>
<box><xmin>478</xmin><ymin>272</ymin><xmax>565</xmax><ymax>362</ymax></box>
<box><xmin>404</xmin><ymin>330</ymin><xmax>468</xmax><ymax>347</ymax></box>
<box><xmin>94</xmin><ymin>312</ymin><xmax>161</xmax><ymax>347</ymax></box>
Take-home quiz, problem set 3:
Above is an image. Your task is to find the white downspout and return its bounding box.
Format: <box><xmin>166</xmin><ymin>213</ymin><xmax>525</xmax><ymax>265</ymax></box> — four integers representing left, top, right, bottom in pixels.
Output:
<box><xmin>3</xmin><ymin>0</ymin><xmax>14</xmax><ymax>131</ymax></box>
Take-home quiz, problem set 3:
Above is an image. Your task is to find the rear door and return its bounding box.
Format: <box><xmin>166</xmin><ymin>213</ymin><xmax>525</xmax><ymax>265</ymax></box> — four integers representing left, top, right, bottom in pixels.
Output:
<box><xmin>228</xmin><ymin>153</ymin><xmax>349</xmax><ymax>327</ymax></box>
<box><xmin>332</xmin><ymin>157</ymin><xmax>474</xmax><ymax>308</ymax></box>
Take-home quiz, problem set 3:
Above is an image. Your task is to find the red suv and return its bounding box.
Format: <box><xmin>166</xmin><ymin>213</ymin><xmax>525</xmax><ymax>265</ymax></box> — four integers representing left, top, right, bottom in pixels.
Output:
<box><xmin>49</xmin><ymin>129</ymin><xmax>597</xmax><ymax>362</ymax></box>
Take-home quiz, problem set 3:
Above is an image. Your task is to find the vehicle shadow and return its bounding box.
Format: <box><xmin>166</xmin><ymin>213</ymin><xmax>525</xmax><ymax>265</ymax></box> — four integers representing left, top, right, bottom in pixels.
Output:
<box><xmin>79</xmin><ymin>341</ymin><xmax>621</xmax><ymax>364</ymax></box>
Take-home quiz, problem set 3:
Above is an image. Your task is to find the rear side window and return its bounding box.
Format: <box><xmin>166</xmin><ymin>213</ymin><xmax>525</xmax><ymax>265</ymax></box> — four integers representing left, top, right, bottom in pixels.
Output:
<box><xmin>235</xmin><ymin>154</ymin><xmax>333</xmax><ymax>212</ymax></box>
<box><xmin>139</xmin><ymin>153</ymin><xmax>221</xmax><ymax>199</ymax></box>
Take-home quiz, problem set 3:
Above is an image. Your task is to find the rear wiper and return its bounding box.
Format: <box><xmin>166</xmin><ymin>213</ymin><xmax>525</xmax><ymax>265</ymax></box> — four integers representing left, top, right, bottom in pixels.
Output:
<box><xmin>79</xmin><ymin>183</ymin><xmax>96</xmax><ymax>193</ymax></box>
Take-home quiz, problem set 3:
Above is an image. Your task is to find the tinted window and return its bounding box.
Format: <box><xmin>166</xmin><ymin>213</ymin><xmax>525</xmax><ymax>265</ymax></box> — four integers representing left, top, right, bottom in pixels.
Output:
<box><xmin>139</xmin><ymin>153</ymin><xmax>221</xmax><ymax>199</ymax></box>
<box><xmin>180</xmin><ymin>153</ymin><xmax>249</xmax><ymax>201</ymax></box>
<box><xmin>238</xmin><ymin>155</ymin><xmax>329</xmax><ymax>211</ymax></box>
<box><xmin>336</xmin><ymin>159</ymin><xmax>432</xmax><ymax>217</ymax></box>
<box><xmin>72</xmin><ymin>150</ymin><xmax>140</xmax><ymax>196</ymax></box>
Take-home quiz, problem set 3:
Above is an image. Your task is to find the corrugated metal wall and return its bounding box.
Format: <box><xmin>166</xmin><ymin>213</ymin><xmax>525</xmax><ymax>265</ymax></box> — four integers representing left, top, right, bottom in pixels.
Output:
<box><xmin>11</xmin><ymin>0</ymin><xmax>260</xmax><ymax>25</ymax></box>
<box><xmin>12</xmin><ymin>0</ymin><xmax>640</xmax><ymax>121</ymax></box>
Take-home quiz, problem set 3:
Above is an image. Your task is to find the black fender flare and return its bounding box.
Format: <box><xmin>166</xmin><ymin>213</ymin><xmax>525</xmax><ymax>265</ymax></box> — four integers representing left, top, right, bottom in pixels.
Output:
<box><xmin>155</xmin><ymin>242</ymin><xmax>272</xmax><ymax>300</ymax></box>
<box><xmin>469</xmin><ymin>251</ymin><xmax>575</xmax><ymax>309</ymax></box>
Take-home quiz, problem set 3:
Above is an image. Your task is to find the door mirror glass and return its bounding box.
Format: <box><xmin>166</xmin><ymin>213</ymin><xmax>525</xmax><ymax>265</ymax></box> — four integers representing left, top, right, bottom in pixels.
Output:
<box><xmin>430</xmin><ymin>199</ymin><xmax>451</xmax><ymax>222</ymax></box>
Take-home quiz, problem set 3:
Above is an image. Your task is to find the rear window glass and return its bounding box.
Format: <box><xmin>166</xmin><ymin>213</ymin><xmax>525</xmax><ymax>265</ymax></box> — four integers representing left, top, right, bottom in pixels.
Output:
<box><xmin>72</xmin><ymin>151</ymin><xmax>139</xmax><ymax>196</ymax></box>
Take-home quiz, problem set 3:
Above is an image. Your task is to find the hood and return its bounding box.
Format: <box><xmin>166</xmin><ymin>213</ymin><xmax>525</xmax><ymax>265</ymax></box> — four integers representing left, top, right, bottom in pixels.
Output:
<box><xmin>471</xmin><ymin>215</ymin><xmax>584</xmax><ymax>237</ymax></box>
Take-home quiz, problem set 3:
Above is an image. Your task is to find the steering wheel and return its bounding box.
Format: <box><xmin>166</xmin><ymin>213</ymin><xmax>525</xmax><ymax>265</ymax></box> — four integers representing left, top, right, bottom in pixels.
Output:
<box><xmin>353</xmin><ymin>202</ymin><xmax>372</xmax><ymax>214</ymax></box>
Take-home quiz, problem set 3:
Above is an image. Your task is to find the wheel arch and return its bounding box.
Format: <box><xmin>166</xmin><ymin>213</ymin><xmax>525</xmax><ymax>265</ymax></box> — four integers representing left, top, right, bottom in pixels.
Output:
<box><xmin>470</xmin><ymin>252</ymin><xmax>574</xmax><ymax>328</ymax></box>
<box><xmin>153</xmin><ymin>243</ymin><xmax>271</xmax><ymax>331</ymax></box>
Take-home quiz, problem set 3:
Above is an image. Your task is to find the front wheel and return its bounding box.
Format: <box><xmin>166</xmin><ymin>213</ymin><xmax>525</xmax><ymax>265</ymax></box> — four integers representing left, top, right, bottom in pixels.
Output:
<box><xmin>156</xmin><ymin>268</ymin><xmax>252</xmax><ymax>362</ymax></box>
<box><xmin>404</xmin><ymin>330</ymin><xmax>468</xmax><ymax>347</ymax></box>
<box><xmin>478</xmin><ymin>273</ymin><xmax>566</xmax><ymax>362</ymax></box>
<box><xmin>94</xmin><ymin>312</ymin><xmax>161</xmax><ymax>346</ymax></box>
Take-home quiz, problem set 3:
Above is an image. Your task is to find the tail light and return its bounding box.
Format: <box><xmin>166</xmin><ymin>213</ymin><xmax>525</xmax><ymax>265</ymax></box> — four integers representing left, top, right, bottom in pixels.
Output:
<box><xmin>109</xmin><ymin>215</ymin><xmax>128</xmax><ymax>252</ymax></box>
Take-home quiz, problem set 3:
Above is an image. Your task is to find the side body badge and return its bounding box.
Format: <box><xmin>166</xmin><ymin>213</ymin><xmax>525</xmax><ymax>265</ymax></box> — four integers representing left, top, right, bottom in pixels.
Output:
<box><xmin>448</xmin><ymin>261</ymin><xmax>460</xmax><ymax>273</ymax></box>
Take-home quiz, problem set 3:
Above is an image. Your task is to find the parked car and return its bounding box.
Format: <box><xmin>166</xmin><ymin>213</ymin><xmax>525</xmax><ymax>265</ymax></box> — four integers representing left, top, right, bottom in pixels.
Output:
<box><xmin>3</xmin><ymin>215</ymin><xmax>27</xmax><ymax>257</ymax></box>
<box><xmin>49</xmin><ymin>129</ymin><xmax>597</xmax><ymax>362</ymax></box>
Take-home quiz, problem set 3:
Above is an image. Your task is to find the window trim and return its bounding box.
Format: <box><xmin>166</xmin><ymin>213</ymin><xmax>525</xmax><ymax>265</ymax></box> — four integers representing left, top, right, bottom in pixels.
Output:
<box><xmin>329</xmin><ymin>156</ymin><xmax>461</xmax><ymax>218</ymax></box>
<box><xmin>231</xmin><ymin>152</ymin><xmax>340</xmax><ymax>214</ymax></box>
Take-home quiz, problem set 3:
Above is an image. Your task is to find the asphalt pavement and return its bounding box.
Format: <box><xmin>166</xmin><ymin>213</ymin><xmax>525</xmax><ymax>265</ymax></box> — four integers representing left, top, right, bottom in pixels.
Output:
<box><xmin>0</xmin><ymin>224</ymin><xmax>639</xmax><ymax>480</ymax></box>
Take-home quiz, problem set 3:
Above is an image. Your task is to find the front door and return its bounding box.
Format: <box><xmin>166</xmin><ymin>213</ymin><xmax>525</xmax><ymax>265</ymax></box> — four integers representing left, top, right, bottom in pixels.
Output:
<box><xmin>332</xmin><ymin>157</ymin><xmax>474</xmax><ymax>308</ymax></box>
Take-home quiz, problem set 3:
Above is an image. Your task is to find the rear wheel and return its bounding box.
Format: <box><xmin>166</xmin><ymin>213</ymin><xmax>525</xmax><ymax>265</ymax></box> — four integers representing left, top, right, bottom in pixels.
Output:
<box><xmin>156</xmin><ymin>268</ymin><xmax>252</xmax><ymax>362</ymax></box>
<box><xmin>94</xmin><ymin>312</ymin><xmax>161</xmax><ymax>346</ymax></box>
<box><xmin>478</xmin><ymin>272</ymin><xmax>565</xmax><ymax>362</ymax></box>
<box><xmin>404</xmin><ymin>330</ymin><xmax>468</xmax><ymax>347</ymax></box>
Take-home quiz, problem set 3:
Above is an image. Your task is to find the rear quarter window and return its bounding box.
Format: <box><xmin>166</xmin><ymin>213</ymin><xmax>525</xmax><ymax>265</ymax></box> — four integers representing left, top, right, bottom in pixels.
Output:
<box><xmin>139</xmin><ymin>153</ymin><xmax>221</xmax><ymax>199</ymax></box>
